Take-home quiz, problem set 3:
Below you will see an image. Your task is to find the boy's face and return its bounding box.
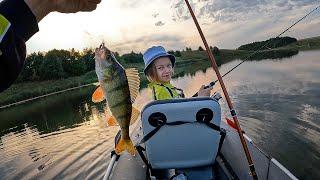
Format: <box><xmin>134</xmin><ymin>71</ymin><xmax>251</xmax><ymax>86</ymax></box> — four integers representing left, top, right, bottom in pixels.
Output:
<box><xmin>154</xmin><ymin>57</ymin><xmax>173</xmax><ymax>83</ymax></box>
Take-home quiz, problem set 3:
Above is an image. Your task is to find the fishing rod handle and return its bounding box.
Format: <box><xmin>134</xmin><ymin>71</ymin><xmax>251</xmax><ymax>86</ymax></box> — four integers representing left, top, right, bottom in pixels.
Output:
<box><xmin>192</xmin><ymin>81</ymin><xmax>216</xmax><ymax>97</ymax></box>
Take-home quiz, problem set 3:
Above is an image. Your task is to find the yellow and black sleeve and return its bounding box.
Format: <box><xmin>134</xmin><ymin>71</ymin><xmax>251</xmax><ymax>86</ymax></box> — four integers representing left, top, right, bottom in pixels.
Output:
<box><xmin>0</xmin><ymin>0</ymin><xmax>39</xmax><ymax>92</ymax></box>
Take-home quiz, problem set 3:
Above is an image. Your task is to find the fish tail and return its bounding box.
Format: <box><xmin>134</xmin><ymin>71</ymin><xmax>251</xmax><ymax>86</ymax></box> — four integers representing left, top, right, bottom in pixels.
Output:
<box><xmin>115</xmin><ymin>137</ymin><xmax>136</xmax><ymax>156</ymax></box>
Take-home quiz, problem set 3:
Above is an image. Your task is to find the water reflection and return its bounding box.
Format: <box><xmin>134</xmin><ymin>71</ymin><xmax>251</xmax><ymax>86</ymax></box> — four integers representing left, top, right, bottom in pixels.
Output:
<box><xmin>157</xmin><ymin>50</ymin><xmax>320</xmax><ymax>179</ymax></box>
<box><xmin>0</xmin><ymin>50</ymin><xmax>319</xmax><ymax>179</ymax></box>
<box><xmin>0</xmin><ymin>87</ymin><xmax>120</xmax><ymax>179</ymax></box>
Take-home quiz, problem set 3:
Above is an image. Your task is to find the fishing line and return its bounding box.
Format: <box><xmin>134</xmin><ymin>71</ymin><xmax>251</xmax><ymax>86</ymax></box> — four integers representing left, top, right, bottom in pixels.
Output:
<box><xmin>138</xmin><ymin>5</ymin><xmax>320</xmax><ymax>82</ymax></box>
<box><xmin>214</xmin><ymin>5</ymin><xmax>320</xmax><ymax>84</ymax></box>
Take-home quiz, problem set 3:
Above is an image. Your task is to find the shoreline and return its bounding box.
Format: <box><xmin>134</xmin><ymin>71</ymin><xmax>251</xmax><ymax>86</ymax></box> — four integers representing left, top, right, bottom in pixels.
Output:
<box><xmin>0</xmin><ymin>46</ymin><xmax>319</xmax><ymax>108</ymax></box>
<box><xmin>0</xmin><ymin>83</ymin><xmax>95</xmax><ymax>109</ymax></box>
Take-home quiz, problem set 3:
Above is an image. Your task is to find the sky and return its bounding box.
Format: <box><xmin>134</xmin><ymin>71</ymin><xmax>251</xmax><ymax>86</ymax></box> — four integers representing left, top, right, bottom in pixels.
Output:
<box><xmin>26</xmin><ymin>0</ymin><xmax>320</xmax><ymax>55</ymax></box>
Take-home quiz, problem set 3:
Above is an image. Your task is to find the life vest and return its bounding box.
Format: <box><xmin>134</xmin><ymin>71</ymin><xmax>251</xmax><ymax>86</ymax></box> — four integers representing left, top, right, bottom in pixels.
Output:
<box><xmin>148</xmin><ymin>82</ymin><xmax>185</xmax><ymax>100</ymax></box>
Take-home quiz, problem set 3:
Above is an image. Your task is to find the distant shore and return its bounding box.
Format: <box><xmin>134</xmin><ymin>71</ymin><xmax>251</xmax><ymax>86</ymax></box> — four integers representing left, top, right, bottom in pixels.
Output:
<box><xmin>280</xmin><ymin>36</ymin><xmax>320</xmax><ymax>50</ymax></box>
<box><xmin>0</xmin><ymin>36</ymin><xmax>319</xmax><ymax>107</ymax></box>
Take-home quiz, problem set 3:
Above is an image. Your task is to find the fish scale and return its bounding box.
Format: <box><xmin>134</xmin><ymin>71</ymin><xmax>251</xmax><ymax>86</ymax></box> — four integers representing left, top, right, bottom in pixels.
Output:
<box><xmin>92</xmin><ymin>43</ymin><xmax>140</xmax><ymax>155</ymax></box>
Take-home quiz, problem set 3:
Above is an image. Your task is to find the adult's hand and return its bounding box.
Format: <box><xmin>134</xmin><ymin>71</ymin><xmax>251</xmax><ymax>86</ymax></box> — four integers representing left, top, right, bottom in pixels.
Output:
<box><xmin>54</xmin><ymin>0</ymin><xmax>102</xmax><ymax>13</ymax></box>
<box><xmin>25</xmin><ymin>0</ymin><xmax>101</xmax><ymax>22</ymax></box>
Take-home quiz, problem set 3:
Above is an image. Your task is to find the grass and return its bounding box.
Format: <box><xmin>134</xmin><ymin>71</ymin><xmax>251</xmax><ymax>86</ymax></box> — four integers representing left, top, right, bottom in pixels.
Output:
<box><xmin>0</xmin><ymin>71</ymin><xmax>98</xmax><ymax>106</ymax></box>
<box><xmin>281</xmin><ymin>36</ymin><xmax>320</xmax><ymax>50</ymax></box>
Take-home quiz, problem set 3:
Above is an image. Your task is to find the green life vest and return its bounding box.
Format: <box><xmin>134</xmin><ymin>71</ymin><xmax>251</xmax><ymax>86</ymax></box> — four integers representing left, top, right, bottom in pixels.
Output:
<box><xmin>148</xmin><ymin>82</ymin><xmax>185</xmax><ymax>100</ymax></box>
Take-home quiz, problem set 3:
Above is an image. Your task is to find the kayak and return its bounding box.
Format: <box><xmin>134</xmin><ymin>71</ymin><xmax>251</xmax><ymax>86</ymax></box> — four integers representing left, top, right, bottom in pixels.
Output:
<box><xmin>106</xmin><ymin>97</ymin><xmax>298</xmax><ymax>180</ymax></box>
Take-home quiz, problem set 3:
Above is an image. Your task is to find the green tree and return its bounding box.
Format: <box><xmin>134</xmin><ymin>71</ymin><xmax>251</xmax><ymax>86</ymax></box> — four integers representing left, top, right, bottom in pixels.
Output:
<box><xmin>40</xmin><ymin>49</ymin><xmax>66</xmax><ymax>80</ymax></box>
<box><xmin>167</xmin><ymin>50</ymin><xmax>175</xmax><ymax>55</ymax></box>
<box><xmin>65</xmin><ymin>49</ymin><xmax>87</xmax><ymax>76</ymax></box>
<box><xmin>175</xmin><ymin>50</ymin><xmax>181</xmax><ymax>57</ymax></box>
<box><xmin>122</xmin><ymin>51</ymin><xmax>143</xmax><ymax>63</ymax></box>
<box><xmin>212</xmin><ymin>46</ymin><xmax>220</xmax><ymax>56</ymax></box>
<box><xmin>114</xmin><ymin>51</ymin><xmax>120</xmax><ymax>60</ymax></box>
<box><xmin>81</xmin><ymin>48</ymin><xmax>95</xmax><ymax>72</ymax></box>
<box><xmin>238</xmin><ymin>36</ymin><xmax>297</xmax><ymax>50</ymax></box>
<box><xmin>18</xmin><ymin>52</ymin><xmax>44</xmax><ymax>82</ymax></box>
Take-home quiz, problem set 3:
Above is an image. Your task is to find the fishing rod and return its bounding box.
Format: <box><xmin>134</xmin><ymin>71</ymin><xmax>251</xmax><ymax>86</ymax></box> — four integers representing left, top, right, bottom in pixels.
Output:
<box><xmin>195</xmin><ymin>4</ymin><xmax>320</xmax><ymax>93</ymax></box>
<box><xmin>192</xmin><ymin>81</ymin><xmax>215</xmax><ymax>97</ymax></box>
<box><xmin>183</xmin><ymin>0</ymin><xmax>258</xmax><ymax>179</ymax></box>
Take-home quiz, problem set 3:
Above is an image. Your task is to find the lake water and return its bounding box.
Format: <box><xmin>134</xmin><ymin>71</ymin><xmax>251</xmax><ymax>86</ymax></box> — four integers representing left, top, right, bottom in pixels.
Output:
<box><xmin>0</xmin><ymin>50</ymin><xmax>319</xmax><ymax>179</ymax></box>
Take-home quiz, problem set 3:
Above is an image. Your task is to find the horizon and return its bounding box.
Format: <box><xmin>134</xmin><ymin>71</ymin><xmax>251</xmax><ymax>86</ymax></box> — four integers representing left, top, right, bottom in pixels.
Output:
<box><xmin>26</xmin><ymin>35</ymin><xmax>319</xmax><ymax>56</ymax></box>
<box><xmin>26</xmin><ymin>0</ymin><xmax>320</xmax><ymax>55</ymax></box>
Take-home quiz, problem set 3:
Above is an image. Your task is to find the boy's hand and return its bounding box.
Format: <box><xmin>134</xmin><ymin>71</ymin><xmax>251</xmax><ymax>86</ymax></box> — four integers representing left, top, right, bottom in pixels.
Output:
<box><xmin>198</xmin><ymin>85</ymin><xmax>212</xmax><ymax>97</ymax></box>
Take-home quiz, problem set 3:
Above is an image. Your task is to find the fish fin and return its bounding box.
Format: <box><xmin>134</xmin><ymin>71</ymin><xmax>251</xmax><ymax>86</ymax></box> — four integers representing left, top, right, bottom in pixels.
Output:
<box><xmin>115</xmin><ymin>137</ymin><xmax>136</xmax><ymax>156</ymax></box>
<box><xmin>125</xmin><ymin>68</ymin><xmax>140</xmax><ymax>103</ymax></box>
<box><xmin>130</xmin><ymin>106</ymin><xmax>140</xmax><ymax>125</ymax></box>
<box><xmin>106</xmin><ymin>115</ymin><xmax>118</xmax><ymax>126</ymax></box>
<box><xmin>92</xmin><ymin>86</ymin><xmax>105</xmax><ymax>103</ymax></box>
<box><xmin>104</xmin><ymin>106</ymin><xmax>118</xmax><ymax>126</ymax></box>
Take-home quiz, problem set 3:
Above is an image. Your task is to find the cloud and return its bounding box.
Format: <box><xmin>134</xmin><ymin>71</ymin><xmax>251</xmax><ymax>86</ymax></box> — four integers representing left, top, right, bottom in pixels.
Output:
<box><xmin>152</xmin><ymin>13</ymin><xmax>159</xmax><ymax>18</ymax></box>
<box><xmin>155</xmin><ymin>21</ymin><xmax>165</xmax><ymax>26</ymax></box>
<box><xmin>118</xmin><ymin>0</ymin><xmax>150</xmax><ymax>8</ymax></box>
<box><xmin>171</xmin><ymin>0</ymin><xmax>319</xmax><ymax>22</ymax></box>
<box><xmin>26</xmin><ymin>0</ymin><xmax>319</xmax><ymax>54</ymax></box>
<box><xmin>113</xmin><ymin>34</ymin><xmax>182</xmax><ymax>46</ymax></box>
<box><xmin>111</xmin><ymin>34</ymin><xmax>185</xmax><ymax>54</ymax></box>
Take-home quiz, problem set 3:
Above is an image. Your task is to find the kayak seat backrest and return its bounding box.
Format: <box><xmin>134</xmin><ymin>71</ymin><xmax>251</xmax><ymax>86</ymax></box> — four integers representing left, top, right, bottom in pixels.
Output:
<box><xmin>140</xmin><ymin>97</ymin><xmax>221</xmax><ymax>169</ymax></box>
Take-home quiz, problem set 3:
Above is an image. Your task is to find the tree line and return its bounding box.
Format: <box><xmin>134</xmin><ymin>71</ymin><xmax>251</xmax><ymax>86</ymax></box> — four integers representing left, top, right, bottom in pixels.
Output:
<box><xmin>18</xmin><ymin>48</ymin><xmax>143</xmax><ymax>82</ymax></box>
<box><xmin>16</xmin><ymin>36</ymin><xmax>299</xmax><ymax>83</ymax></box>
<box><xmin>238</xmin><ymin>36</ymin><xmax>297</xmax><ymax>51</ymax></box>
<box><xmin>18</xmin><ymin>48</ymin><xmax>95</xmax><ymax>82</ymax></box>
<box><xmin>17</xmin><ymin>46</ymin><xmax>221</xmax><ymax>83</ymax></box>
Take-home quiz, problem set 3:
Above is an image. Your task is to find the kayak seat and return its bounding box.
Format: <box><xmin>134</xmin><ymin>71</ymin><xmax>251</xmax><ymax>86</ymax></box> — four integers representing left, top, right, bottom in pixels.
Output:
<box><xmin>140</xmin><ymin>97</ymin><xmax>223</xmax><ymax>169</ymax></box>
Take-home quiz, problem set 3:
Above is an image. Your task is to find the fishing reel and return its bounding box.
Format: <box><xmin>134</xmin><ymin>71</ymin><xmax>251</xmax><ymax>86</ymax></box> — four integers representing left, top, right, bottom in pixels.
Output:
<box><xmin>212</xmin><ymin>92</ymin><xmax>222</xmax><ymax>101</ymax></box>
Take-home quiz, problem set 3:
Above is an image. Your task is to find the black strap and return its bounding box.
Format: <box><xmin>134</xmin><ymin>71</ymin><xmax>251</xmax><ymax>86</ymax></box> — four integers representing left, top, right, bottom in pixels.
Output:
<box><xmin>136</xmin><ymin>146</ymin><xmax>152</xmax><ymax>169</ymax></box>
<box><xmin>136</xmin><ymin>121</ymin><xmax>226</xmax><ymax>176</ymax></box>
<box><xmin>152</xmin><ymin>86</ymin><xmax>157</xmax><ymax>100</ymax></box>
<box><xmin>155</xmin><ymin>83</ymin><xmax>185</xmax><ymax>99</ymax></box>
<box><xmin>205</xmin><ymin>122</ymin><xmax>222</xmax><ymax>132</ymax></box>
<box><xmin>139</xmin><ymin>121</ymin><xmax>221</xmax><ymax>145</ymax></box>
<box><xmin>158</xmin><ymin>83</ymin><xmax>174</xmax><ymax>98</ymax></box>
<box><xmin>173</xmin><ymin>87</ymin><xmax>185</xmax><ymax>98</ymax></box>
<box><xmin>217</xmin><ymin>128</ymin><xmax>226</xmax><ymax>154</ymax></box>
<box><xmin>164</xmin><ymin>86</ymin><xmax>174</xmax><ymax>98</ymax></box>
<box><xmin>135</xmin><ymin>145</ymin><xmax>153</xmax><ymax>178</ymax></box>
<box><xmin>110</xmin><ymin>150</ymin><xmax>121</xmax><ymax>161</ymax></box>
<box><xmin>140</xmin><ymin>126</ymin><xmax>161</xmax><ymax>144</ymax></box>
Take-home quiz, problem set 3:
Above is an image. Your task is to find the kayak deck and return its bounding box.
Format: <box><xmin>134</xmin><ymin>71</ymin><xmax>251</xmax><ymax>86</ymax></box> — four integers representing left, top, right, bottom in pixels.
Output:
<box><xmin>110</xmin><ymin>151</ymin><xmax>232</xmax><ymax>180</ymax></box>
<box><xmin>107</xmin><ymin>97</ymin><xmax>297</xmax><ymax>180</ymax></box>
<box><xmin>108</xmin><ymin>121</ymin><xmax>297</xmax><ymax>180</ymax></box>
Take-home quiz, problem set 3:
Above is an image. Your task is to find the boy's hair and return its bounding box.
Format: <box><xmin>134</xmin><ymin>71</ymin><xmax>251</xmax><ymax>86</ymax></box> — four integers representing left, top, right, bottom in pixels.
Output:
<box><xmin>145</xmin><ymin>61</ymin><xmax>174</xmax><ymax>82</ymax></box>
